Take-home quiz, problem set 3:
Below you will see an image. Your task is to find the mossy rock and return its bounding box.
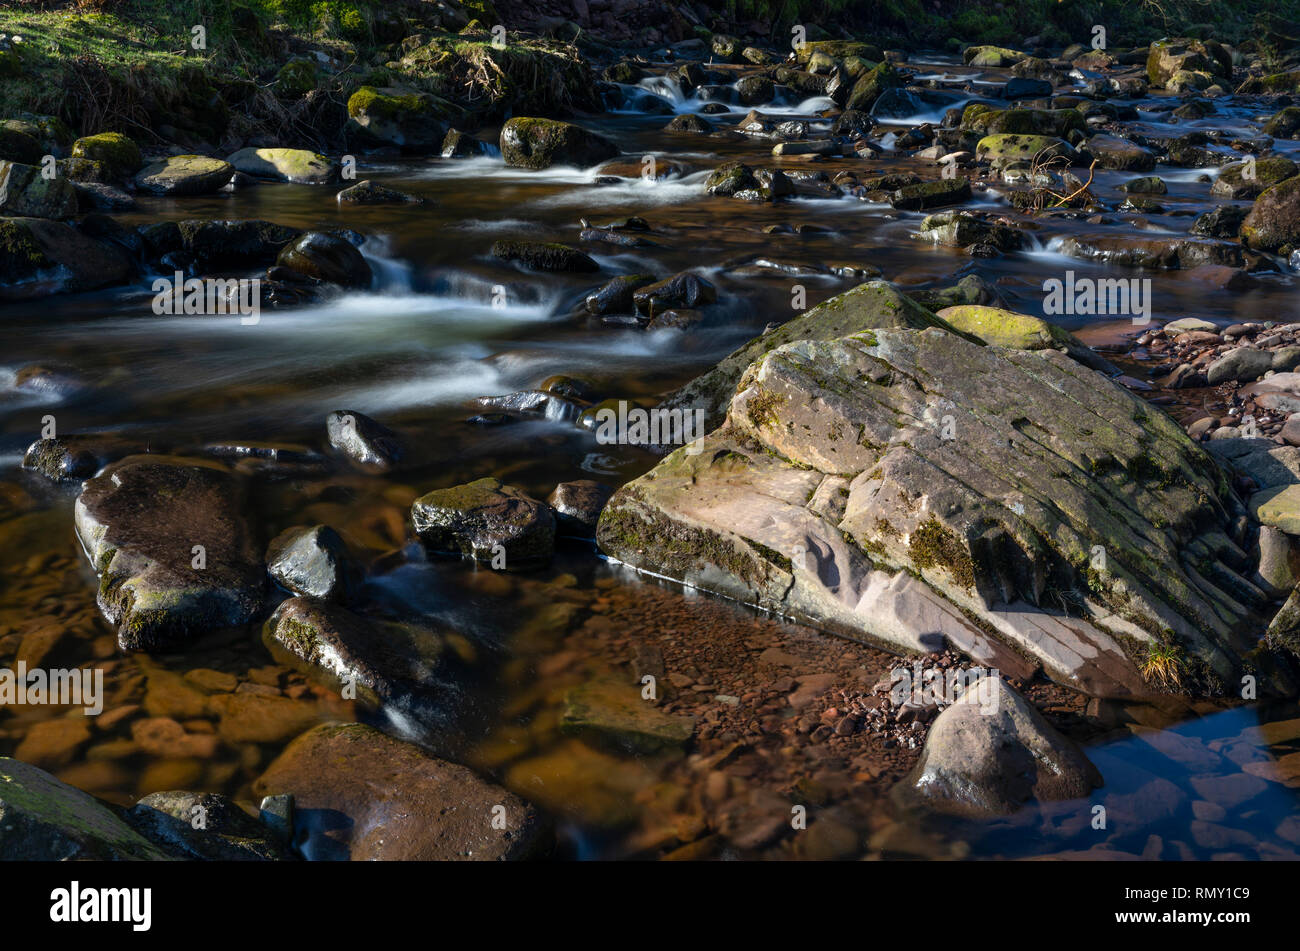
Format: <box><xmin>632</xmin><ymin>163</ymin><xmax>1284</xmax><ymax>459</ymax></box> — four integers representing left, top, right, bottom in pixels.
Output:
<box><xmin>134</xmin><ymin>155</ymin><xmax>235</xmax><ymax>196</ymax></box>
<box><xmin>0</xmin><ymin>126</ymin><xmax>45</xmax><ymax>164</ymax></box>
<box><xmin>1241</xmin><ymin>175</ymin><xmax>1300</xmax><ymax>253</ymax></box>
<box><xmin>346</xmin><ymin>85</ymin><xmax>446</xmax><ymax>150</ymax></box>
<box><xmin>963</xmin><ymin>45</ymin><xmax>1027</xmax><ymax>67</ymax></box>
<box><xmin>0</xmin><ymin>162</ymin><xmax>78</xmax><ymax>219</ymax></box>
<box><xmin>935</xmin><ymin>304</ymin><xmax>1116</xmax><ymax>375</ymax></box>
<box><xmin>1211</xmin><ymin>157</ymin><xmax>1299</xmax><ymax>200</ymax></box>
<box><xmin>499</xmin><ymin>117</ymin><xmax>619</xmax><ymax>170</ymax></box>
<box><xmin>227</xmin><ymin>147</ymin><xmax>338</xmax><ymax>185</ymax></box>
<box><xmin>1264</xmin><ymin>106</ymin><xmax>1300</xmax><ymax>140</ymax></box>
<box><xmin>844</xmin><ymin>61</ymin><xmax>904</xmax><ymax>112</ymax></box>
<box><xmin>976</xmin><ymin>134</ymin><xmax>1077</xmax><ymax>167</ymax></box>
<box><xmin>276</xmin><ymin>58</ymin><xmax>318</xmax><ymax>98</ymax></box>
<box><xmin>70</xmin><ymin>132</ymin><xmax>142</xmax><ymax>180</ymax></box>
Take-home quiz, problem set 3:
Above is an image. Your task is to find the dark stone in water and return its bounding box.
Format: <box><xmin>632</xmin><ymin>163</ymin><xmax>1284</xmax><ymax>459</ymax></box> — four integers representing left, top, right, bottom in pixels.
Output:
<box><xmin>263</xmin><ymin>597</ymin><xmax>462</xmax><ymax>725</ymax></box>
<box><xmin>277</xmin><ymin>231</ymin><xmax>372</xmax><ymax>287</ymax></box>
<box><xmin>585</xmin><ymin>273</ymin><xmax>654</xmax><ymax>316</ymax></box>
<box><xmin>252</xmin><ymin>723</ymin><xmax>549</xmax><ymax>860</ymax></box>
<box><xmin>412</xmin><ymin>476</ymin><xmax>555</xmax><ymax>566</ymax></box>
<box><xmin>335</xmin><ymin>179</ymin><xmax>424</xmax><ymax>205</ymax></box>
<box><xmin>23</xmin><ymin>434</ymin><xmax>153</xmax><ymax>482</ymax></box>
<box><xmin>632</xmin><ymin>271</ymin><xmax>718</xmax><ymax>317</ymax></box>
<box><xmin>125</xmin><ymin>791</ymin><xmax>286</xmax><ymax>861</ymax></box>
<box><xmin>73</xmin><ymin>455</ymin><xmax>266</xmax><ymax>651</ymax></box>
<box><xmin>325</xmin><ymin>409</ymin><xmax>404</xmax><ymax>469</ymax></box>
<box><xmin>266</xmin><ymin>524</ymin><xmax>356</xmax><ymax>603</ymax></box>
<box><xmin>548</xmin><ymin>480</ymin><xmax>614</xmax><ymax>539</ymax></box>
<box><xmin>491</xmin><ymin>240</ymin><xmax>598</xmax><ymax>273</ymax></box>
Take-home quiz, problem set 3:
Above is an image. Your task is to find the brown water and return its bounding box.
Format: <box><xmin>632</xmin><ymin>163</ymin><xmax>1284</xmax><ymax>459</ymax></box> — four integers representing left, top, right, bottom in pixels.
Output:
<box><xmin>2</xmin><ymin>53</ymin><xmax>1300</xmax><ymax>860</ymax></box>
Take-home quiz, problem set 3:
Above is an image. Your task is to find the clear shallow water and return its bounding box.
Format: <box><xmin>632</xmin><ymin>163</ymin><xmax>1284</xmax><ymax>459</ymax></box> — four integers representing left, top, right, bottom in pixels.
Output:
<box><xmin>1</xmin><ymin>54</ymin><xmax>1299</xmax><ymax>860</ymax></box>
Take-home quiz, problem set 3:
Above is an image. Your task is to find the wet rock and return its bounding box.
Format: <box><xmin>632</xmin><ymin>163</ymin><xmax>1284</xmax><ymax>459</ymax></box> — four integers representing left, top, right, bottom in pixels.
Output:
<box><xmin>227</xmin><ymin>146</ymin><xmax>337</xmax><ymax>184</ymax></box>
<box><xmin>474</xmin><ymin>390</ymin><xmax>581</xmax><ymax>421</ymax></box>
<box><xmin>895</xmin><ymin>678</ymin><xmax>1101</xmax><ymax>816</ymax></box>
<box><xmin>665</xmin><ymin>113</ymin><xmax>712</xmax><ymax>133</ymax></box>
<box><xmin>263</xmin><ymin>597</ymin><xmax>460</xmax><ymax>724</ymax></box>
<box><xmin>603</xmin><ymin>315</ymin><xmax>1274</xmax><ymax>697</ymax></box>
<box><xmin>23</xmin><ymin>434</ymin><xmax>151</xmax><ymax>482</ymax></box>
<box><xmin>125</xmin><ymin>791</ymin><xmax>285</xmax><ymax>860</ymax></box>
<box><xmin>253</xmin><ymin>723</ymin><xmax>548</xmax><ymax>860</ymax></box>
<box><xmin>266</xmin><ymin>525</ymin><xmax>356</xmax><ymax>603</ymax></box>
<box><xmin>585</xmin><ymin>273</ymin><xmax>654</xmax><ymax>315</ymax></box>
<box><xmin>346</xmin><ymin>86</ymin><xmax>447</xmax><ymax>150</ymax></box>
<box><xmin>441</xmin><ymin>128</ymin><xmax>491</xmax><ymax>157</ymax></box>
<box><xmin>976</xmin><ymin>133</ymin><xmax>1076</xmax><ymax>167</ymax></box>
<box><xmin>499</xmin><ymin>117</ymin><xmax>619</xmax><ymax>170</ymax></box>
<box><xmin>845</xmin><ymin>61</ymin><xmax>904</xmax><ymax>111</ymax></box>
<box><xmin>0</xmin><ymin>161</ymin><xmax>78</xmax><ymax>217</ymax></box>
<box><xmin>1206</xmin><ymin>348</ymin><xmax>1274</xmax><ymax>385</ymax></box>
<box><xmin>325</xmin><ymin>410</ymin><xmax>403</xmax><ymax>469</ymax></box>
<box><xmin>1122</xmin><ymin>176</ymin><xmax>1167</xmax><ymax>194</ymax></box>
<box><xmin>134</xmin><ymin>155</ymin><xmax>235</xmax><ymax>195</ymax></box>
<box><xmin>1004</xmin><ymin>77</ymin><xmax>1052</xmax><ymax>99</ymax></box>
<box><xmin>1191</xmin><ymin>205</ymin><xmax>1249</xmax><ymax>239</ymax></box>
<box><xmin>69</xmin><ymin>131</ymin><xmax>142</xmax><ymax>180</ymax></box>
<box><xmin>1189</xmin><ymin>773</ymin><xmax>1269</xmax><ymax>810</ymax></box>
<box><xmin>144</xmin><ymin>218</ymin><xmax>299</xmax><ymax>270</ymax></box>
<box><xmin>1085</xmin><ymin>134</ymin><xmax>1156</xmax><ymax>171</ymax></box>
<box><xmin>916</xmin><ymin>210</ymin><xmax>1021</xmax><ymax>250</ymax></box>
<box><xmin>632</xmin><ymin>271</ymin><xmax>717</xmax><ymax>317</ymax></box>
<box><xmin>491</xmin><ymin>240</ymin><xmax>598</xmax><ymax>273</ymax></box>
<box><xmin>890</xmin><ymin>178</ymin><xmax>971</xmax><ymax>210</ymax></box>
<box><xmin>335</xmin><ymin>179</ymin><xmax>424</xmax><ymax>204</ymax></box>
<box><xmin>1265</xmin><ymin>106</ymin><xmax>1300</xmax><ymax>140</ymax></box>
<box><xmin>0</xmin><ymin>757</ymin><xmax>166</xmax><ymax>860</ymax></box>
<box><xmin>1241</xmin><ymin>175</ymin><xmax>1300</xmax><ymax>253</ymax></box>
<box><xmin>737</xmin><ymin>74</ymin><xmax>775</xmax><ymax>105</ymax></box>
<box><xmin>965</xmin><ymin>45</ymin><xmax>1027</xmax><ymax>68</ymax></box>
<box><xmin>1211</xmin><ymin>157</ymin><xmax>1299</xmax><ymax>200</ymax></box>
<box><xmin>1059</xmin><ymin>234</ymin><xmax>1244</xmax><ymax>269</ymax></box>
<box><xmin>412</xmin><ymin>477</ymin><xmax>555</xmax><ymax>566</ymax></box>
<box><xmin>276</xmin><ymin>232</ymin><xmax>372</xmax><ymax>287</ymax></box>
<box><xmin>1147</xmin><ymin>38</ymin><xmax>1228</xmax><ymax>88</ymax></box>
<box><xmin>648</xmin><ymin>308</ymin><xmax>706</xmax><ymax>331</ymax></box>
<box><xmin>74</xmin><ymin>456</ymin><xmax>265</xmax><ymax>651</ymax></box>
<box><xmin>561</xmin><ymin>679</ymin><xmax>695</xmax><ymax>754</ymax></box>
<box><xmin>547</xmin><ymin>480</ymin><xmax>613</xmax><ymax>538</ymax></box>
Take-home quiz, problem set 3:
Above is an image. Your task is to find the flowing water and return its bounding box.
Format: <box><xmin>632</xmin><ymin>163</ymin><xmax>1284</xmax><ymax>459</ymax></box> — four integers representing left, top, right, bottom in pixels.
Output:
<box><xmin>2</xmin><ymin>53</ymin><xmax>1300</xmax><ymax>860</ymax></box>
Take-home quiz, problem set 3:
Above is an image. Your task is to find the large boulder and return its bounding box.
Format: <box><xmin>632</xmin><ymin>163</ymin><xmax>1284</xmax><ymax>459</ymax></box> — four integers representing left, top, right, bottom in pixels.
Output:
<box><xmin>894</xmin><ymin>677</ymin><xmax>1102</xmax><ymax>816</ymax></box>
<box><xmin>0</xmin><ymin>217</ymin><xmax>133</xmax><ymax>300</ymax></box>
<box><xmin>1147</xmin><ymin>39</ymin><xmax>1229</xmax><ymax>88</ymax></box>
<box><xmin>346</xmin><ymin>86</ymin><xmax>446</xmax><ymax>150</ymax></box>
<box><xmin>0</xmin><ymin>160</ymin><xmax>78</xmax><ymax>217</ymax></box>
<box><xmin>73</xmin><ymin>456</ymin><xmax>266</xmax><ymax>651</ymax></box>
<box><xmin>499</xmin><ymin>117</ymin><xmax>619</xmax><ymax>170</ymax></box>
<box><xmin>599</xmin><ymin>314</ymin><xmax>1278</xmax><ymax>698</ymax></box>
<box><xmin>252</xmin><ymin>723</ymin><xmax>549</xmax><ymax>860</ymax></box>
<box><xmin>226</xmin><ymin>146</ymin><xmax>338</xmax><ymax>184</ymax></box>
<box><xmin>1241</xmin><ymin>176</ymin><xmax>1300</xmax><ymax>253</ymax></box>
<box><xmin>0</xmin><ymin>758</ymin><xmax>167</xmax><ymax>860</ymax></box>
<box><xmin>134</xmin><ymin>154</ymin><xmax>235</xmax><ymax>196</ymax></box>
<box><xmin>1211</xmin><ymin>157</ymin><xmax>1299</xmax><ymax>201</ymax></box>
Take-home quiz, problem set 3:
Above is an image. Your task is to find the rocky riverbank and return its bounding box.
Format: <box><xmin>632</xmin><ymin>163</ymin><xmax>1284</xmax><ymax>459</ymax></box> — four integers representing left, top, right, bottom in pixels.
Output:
<box><xmin>5</xmin><ymin>0</ymin><xmax>1300</xmax><ymax>862</ymax></box>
